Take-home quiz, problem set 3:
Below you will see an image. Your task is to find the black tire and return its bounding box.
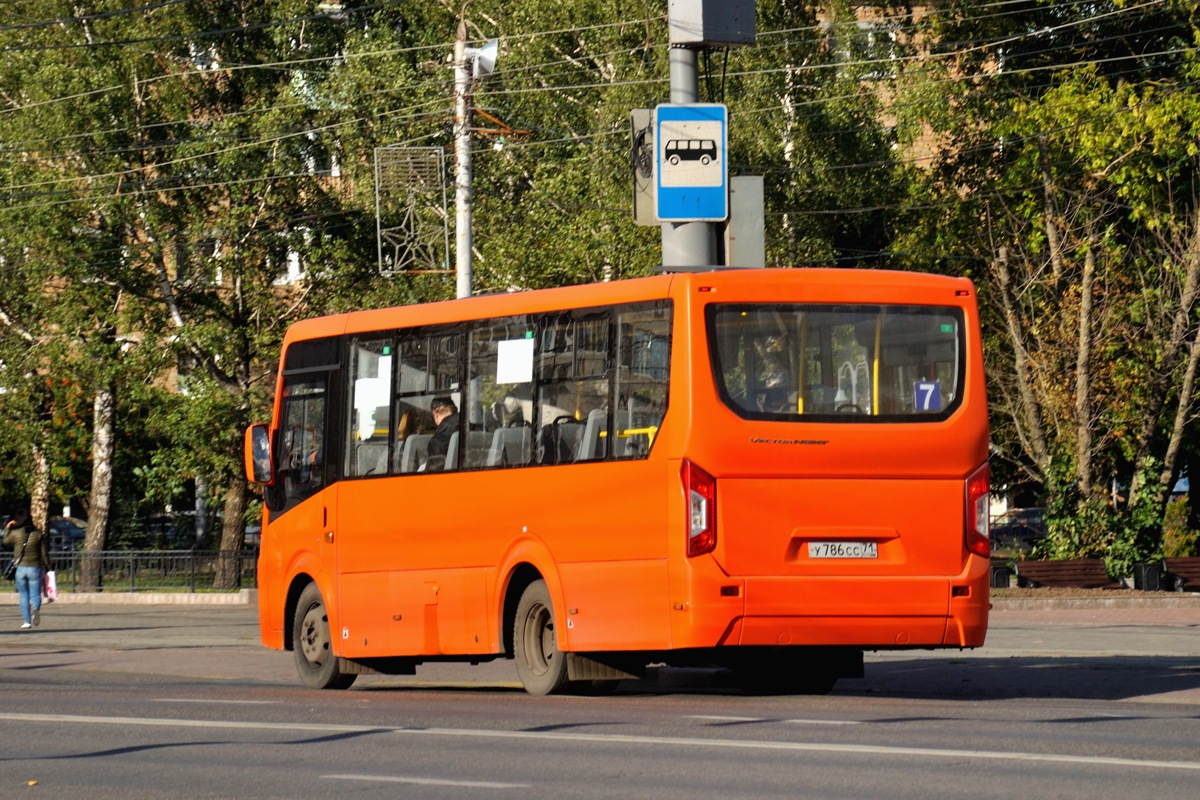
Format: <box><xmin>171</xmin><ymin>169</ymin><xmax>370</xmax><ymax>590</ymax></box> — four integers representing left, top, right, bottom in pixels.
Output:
<box><xmin>292</xmin><ymin>582</ymin><xmax>356</xmax><ymax>690</ymax></box>
<box><xmin>513</xmin><ymin>580</ymin><xmax>570</xmax><ymax>696</ymax></box>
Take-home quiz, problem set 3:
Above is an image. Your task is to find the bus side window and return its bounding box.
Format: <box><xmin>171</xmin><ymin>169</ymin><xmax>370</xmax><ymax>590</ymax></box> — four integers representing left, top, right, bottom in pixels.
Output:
<box><xmin>536</xmin><ymin>312</ymin><xmax>609</xmax><ymax>464</ymax></box>
<box><xmin>469</xmin><ymin>317</ymin><xmax>533</xmax><ymax>470</ymax></box>
<box><xmin>392</xmin><ymin>330</ymin><xmax>463</xmax><ymax>472</ymax></box>
<box><xmin>346</xmin><ymin>338</ymin><xmax>394</xmax><ymax>478</ymax></box>
<box><xmin>613</xmin><ymin>306</ymin><xmax>670</xmax><ymax>460</ymax></box>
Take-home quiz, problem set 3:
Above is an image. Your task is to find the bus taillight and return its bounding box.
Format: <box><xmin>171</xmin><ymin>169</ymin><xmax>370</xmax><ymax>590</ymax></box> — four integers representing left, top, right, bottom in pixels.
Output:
<box><xmin>682</xmin><ymin>459</ymin><xmax>716</xmax><ymax>557</ymax></box>
<box><xmin>965</xmin><ymin>463</ymin><xmax>990</xmax><ymax>558</ymax></box>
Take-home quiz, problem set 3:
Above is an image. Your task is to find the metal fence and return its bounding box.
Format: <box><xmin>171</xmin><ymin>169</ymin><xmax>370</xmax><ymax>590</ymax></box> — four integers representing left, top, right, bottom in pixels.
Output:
<box><xmin>9</xmin><ymin>550</ymin><xmax>259</xmax><ymax>594</ymax></box>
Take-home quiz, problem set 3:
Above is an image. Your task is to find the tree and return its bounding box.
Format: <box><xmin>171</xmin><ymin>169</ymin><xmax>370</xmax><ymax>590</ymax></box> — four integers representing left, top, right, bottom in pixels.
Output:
<box><xmin>896</xmin><ymin>0</ymin><xmax>1200</xmax><ymax>570</ymax></box>
<box><xmin>0</xmin><ymin>2</ymin><xmax>373</xmax><ymax>587</ymax></box>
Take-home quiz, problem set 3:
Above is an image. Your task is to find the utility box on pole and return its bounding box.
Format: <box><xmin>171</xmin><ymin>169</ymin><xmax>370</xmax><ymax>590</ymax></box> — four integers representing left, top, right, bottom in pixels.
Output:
<box><xmin>668</xmin><ymin>0</ymin><xmax>756</xmax><ymax>47</ymax></box>
<box><xmin>631</xmin><ymin>109</ymin><xmax>657</xmax><ymax>226</ymax></box>
<box><xmin>725</xmin><ymin>176</ymin><xmax>765</xmax><ymax>268</ymax></box>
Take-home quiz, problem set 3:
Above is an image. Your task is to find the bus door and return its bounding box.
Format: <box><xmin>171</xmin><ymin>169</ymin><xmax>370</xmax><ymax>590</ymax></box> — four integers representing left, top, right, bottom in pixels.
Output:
<box><xmin>336</xmin><ymin>337</ymin><xmax>405</xmax><ymax>656</ymax></box>
<box><xmin>270</xmin><ymin>357</ymin><xmax>340</xmax><ymax>639</ymax></box>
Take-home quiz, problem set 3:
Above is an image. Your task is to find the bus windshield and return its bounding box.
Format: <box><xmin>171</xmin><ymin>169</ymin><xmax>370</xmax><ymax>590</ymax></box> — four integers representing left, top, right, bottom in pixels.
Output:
<box><xmin>708</xmin><ymin>303</ymin><xmax>964</xmax><ymax>420</ymax></box>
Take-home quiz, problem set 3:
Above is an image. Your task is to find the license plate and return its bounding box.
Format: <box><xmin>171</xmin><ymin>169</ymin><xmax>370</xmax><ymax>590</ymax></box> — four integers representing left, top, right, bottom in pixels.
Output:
<box><xmin>808</xmin><ymin>541</ymin><xmax>878</xmax><ymax>559</ymax></box>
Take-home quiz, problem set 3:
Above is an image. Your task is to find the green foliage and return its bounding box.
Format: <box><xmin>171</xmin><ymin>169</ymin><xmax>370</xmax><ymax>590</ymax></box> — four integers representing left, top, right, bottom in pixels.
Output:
<box><xmin>1162</xmin><ymin>497</ymin><xmax>1200</xmax><ymax>558</ymax></box>
<box><xmin>3</xmin><ymin>0</ymin><xmax>1194</xmax><ymax>561</ymax></box>
<box><xmin>1038</xmin><ymin>455</ymin><xmax>1165</xmax><ymax>576</ymax></box>
<box><xmin>898</xmin><ymin>1</ymin><xmax>1200</xmax><ymax>554</ymax></box>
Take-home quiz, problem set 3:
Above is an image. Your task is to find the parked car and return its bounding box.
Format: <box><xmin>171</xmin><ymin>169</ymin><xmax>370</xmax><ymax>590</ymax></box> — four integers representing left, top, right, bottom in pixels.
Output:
<box><xmin>990</xmin><ymin>507</ymin><xmax>1046</xmax><ymax>551</ymax></box>
<box><xmin>243</xmin><ymin>525</ymin><xmax>261</xmax><ymax>548</ymax></box>
<box><xmin>47</xmin><ymin>516</ymin><xmax>87</xmax><ymax>551</ymax></box>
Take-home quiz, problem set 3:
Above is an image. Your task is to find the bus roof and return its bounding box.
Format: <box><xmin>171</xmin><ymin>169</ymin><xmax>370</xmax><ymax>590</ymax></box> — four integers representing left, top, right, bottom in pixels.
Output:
<box><xmin>281</xmin><ymin>268</ymin><xmax>976</xmax><ymax>346</ymax></box>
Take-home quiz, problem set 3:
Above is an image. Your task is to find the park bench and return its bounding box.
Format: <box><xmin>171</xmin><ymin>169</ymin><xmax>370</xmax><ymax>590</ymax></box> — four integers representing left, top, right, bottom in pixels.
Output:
<box><xmin>1162</xmin><ymin>557</ymin><xmax>1200</xmax><ymax>591</ymax></box>
<box><xmin>1014</xmin><ymin>558</ymin><xmax>1124</xmax><ymax>589</ymax></box>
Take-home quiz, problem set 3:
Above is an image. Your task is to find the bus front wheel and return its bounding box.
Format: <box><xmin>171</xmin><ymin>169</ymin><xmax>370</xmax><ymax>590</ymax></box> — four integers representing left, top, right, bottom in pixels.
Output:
<box><xmin>292</xmin><ymin>583</ymin><xmax>356</xmax><ymax>690</ymax></box>
<box><xmin>513</xmin><ymin>580</ymin><xmax>570</xmax><ymax>696</ymax></box>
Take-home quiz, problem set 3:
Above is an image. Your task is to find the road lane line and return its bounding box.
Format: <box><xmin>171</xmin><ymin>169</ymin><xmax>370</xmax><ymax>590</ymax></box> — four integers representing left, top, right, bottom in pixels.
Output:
<box><xmin>153</xmin><ymin>699</ymin><xmax>280</xmax><ymax>705</ymax></box>
<box><xmin>324</xmin><ymin>774</ymin><xmax>528</xmax><ymax>789</ymax></box>
<box><xmin>688</xmin><ymin>715</ymin><xmax>860</xmax><ymax>726</ymax></box>
<box><xmin>3</xmin><ymin>712</ymin><xmax>1198</xmax><ymax>773</ymax></box>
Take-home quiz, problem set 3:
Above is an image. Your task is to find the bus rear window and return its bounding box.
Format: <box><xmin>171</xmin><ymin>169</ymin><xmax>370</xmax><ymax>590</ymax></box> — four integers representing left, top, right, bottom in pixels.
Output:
<box><xmin>708</xmin><ymin>304</ymin><xmax>965</xmax><ymax>421</ymax></box>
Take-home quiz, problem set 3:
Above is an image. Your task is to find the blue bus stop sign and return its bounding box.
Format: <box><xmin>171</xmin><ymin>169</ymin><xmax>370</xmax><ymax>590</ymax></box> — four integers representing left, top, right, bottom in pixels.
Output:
<box><xmin>655</xmin><ymin>104</ymin><xmax>728</xmax><ymax>222</ymax></box>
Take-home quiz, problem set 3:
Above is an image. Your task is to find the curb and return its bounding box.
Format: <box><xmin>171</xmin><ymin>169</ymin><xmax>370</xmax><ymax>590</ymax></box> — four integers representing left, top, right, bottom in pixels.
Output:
<box><xmin>0</xmin><ymin>589</ymin><xmax>257</xmax><ymax>606</ymax></box>
<box><xmin>992</xmin><ymin>592</ymin><xmax>1200</xmax><ymax>611</ymax></box>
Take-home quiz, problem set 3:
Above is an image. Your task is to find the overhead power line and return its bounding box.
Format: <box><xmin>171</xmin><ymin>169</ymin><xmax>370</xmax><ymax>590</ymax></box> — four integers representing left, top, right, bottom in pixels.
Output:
<box><xmin>0</xmin><ymin>1</ymin><xmax>1189</xmax><ymax>225</ymax></box>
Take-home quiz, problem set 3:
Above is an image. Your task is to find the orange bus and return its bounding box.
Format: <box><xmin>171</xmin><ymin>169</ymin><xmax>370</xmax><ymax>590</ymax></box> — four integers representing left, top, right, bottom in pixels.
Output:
<box><xmin>244</xmin><ymin>268</ymin><xmax>990</xmax><ymax>695</ymax></box>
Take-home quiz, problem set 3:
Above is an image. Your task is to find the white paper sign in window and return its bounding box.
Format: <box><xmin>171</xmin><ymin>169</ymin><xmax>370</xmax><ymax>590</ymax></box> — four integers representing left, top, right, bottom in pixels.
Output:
<box><xmin>496</xmin><ymin>338</ymin><xmax>534</xmax><ymax>384</ymax></box>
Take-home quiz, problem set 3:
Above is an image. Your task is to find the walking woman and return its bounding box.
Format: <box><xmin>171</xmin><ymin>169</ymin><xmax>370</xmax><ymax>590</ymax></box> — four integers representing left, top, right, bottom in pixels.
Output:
<box><xmin>4</xmin><ymin>510</ymin><xmax>49</xmax><ymax>629</ymax></box>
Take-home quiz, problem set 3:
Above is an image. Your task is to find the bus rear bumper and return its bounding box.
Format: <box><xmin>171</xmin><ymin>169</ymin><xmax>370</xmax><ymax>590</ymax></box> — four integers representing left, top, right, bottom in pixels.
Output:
<box><xmin>677</xmin><ymin>569</ymin><xmax>989</xmax><ymax>650</ymax></box>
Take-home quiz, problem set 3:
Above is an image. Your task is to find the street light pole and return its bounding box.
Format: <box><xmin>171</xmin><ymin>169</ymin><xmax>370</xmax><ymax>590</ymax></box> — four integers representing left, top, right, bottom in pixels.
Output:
<box><xmin>453</xmin><ymin>18</ymin><xmax>473</xmax><ymax>300</ymax></box>
<box><xmin>661</xmin><ymin>46</ymin><xmax>713</xmax><ymax>269</ymax></box>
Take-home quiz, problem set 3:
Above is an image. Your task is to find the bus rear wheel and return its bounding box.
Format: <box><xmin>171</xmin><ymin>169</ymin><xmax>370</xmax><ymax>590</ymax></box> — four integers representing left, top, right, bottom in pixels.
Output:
<box><xmin>513</xmin><ymin>580</ymin><xmax>570</xmax><ymax>696</ymax></box>
<box><xmin>293</xmin><ymin>582</ymin><xmax>356</xmax><ymax>690</ymax></box>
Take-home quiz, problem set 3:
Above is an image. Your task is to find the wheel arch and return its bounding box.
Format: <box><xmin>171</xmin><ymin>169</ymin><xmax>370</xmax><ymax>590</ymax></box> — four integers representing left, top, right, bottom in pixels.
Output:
<box><xmin>496</xmin><ymin>537</ymin><xmax>565</xmax><ymax>657</ymax></box>
<box><xmin>500</xmin><ymin>563</ymin><xmax>543</xmax><ymax>659</ymax></box>
<box><xmin>283</xmin><ymin>572</ymin><xmax>322</xmax><ymax>652</ymax></box>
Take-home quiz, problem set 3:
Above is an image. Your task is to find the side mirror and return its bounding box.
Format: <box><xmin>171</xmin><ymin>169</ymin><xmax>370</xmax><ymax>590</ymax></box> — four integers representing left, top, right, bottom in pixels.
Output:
<box><xmin>244</xmin><ymin>424</ymin><xmax>274</xmax><ymax>485</ymax></box>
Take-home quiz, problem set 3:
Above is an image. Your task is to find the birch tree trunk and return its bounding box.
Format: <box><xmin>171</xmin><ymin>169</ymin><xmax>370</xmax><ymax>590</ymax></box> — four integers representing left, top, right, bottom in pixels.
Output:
<box><xmin>30</xmin><ymin>443</ymin><xmax>50</xmax><ymax>534</ymax></box>
<box><xmin>1073</xmin><ymin>241</ymin><xmax>1096</xmax><ymax>499</ymax></box>
<box><xmin>79</xmin><ymin>384</ymin><xmax>115</xmax><ymax>592</ymax></box>
<box><xmin>992</xmin><ymin>245</ymin><xmax>1050</xmax><ymax>476</ymax></box>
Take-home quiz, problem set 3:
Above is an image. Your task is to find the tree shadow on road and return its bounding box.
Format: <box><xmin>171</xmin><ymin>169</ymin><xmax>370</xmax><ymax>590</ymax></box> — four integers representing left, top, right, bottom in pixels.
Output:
<box><xmin>844</xmin><ymin>654</ymin><xmax>1200</xmax><ymax>702</ymax></box>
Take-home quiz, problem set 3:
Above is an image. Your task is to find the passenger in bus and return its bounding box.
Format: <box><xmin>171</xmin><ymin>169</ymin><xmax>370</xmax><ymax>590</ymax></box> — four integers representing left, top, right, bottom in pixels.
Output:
<box><xmin>491</xmin><ymin>395</ymin><xmax>525</xmax><ymax>428</ymax></box>
<box><xmin>425</xmin><ymin>396</ymin><xmax>459</xmax><ymax>471</ymax></box>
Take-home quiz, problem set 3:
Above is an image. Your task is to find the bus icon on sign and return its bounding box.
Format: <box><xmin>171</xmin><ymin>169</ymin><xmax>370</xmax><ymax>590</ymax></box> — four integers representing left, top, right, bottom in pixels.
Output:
<box><xmin>665</xmin><ymin>139</ymin><xmax>718</xmax><ymax>166</ymax></box>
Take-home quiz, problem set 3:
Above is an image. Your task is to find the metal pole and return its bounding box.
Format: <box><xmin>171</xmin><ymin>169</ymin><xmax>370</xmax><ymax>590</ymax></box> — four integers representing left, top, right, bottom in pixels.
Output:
<box><xmin>661</xmin><ymin>46</ymin><xmax>714</xmax><ymax>269</ymax></box>
<box><xmin>453</xmin><ymin>19</ymin><xmax>473</xmax><ymax>299</ymax></box>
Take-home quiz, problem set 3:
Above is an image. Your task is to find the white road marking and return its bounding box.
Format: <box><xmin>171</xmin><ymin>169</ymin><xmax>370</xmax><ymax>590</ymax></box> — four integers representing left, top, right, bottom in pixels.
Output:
<box><xmin>152</xmin><ymin>699</ymin><xmax>280</xmax><ymax>705</ymax></box>
<box><xmin>688</xmin><ymin>714</ymin><xmax>860</xmax><ymax>726</ymax></box>
<box><xmin>324</xmin><ymin>774</ymin><xmax>528</xmax><ymax>789</ymax></box>
<box><xmin>2</xmin><ymin>712</ymin><xmax>1197</xmax><ymax>773</ymax></box>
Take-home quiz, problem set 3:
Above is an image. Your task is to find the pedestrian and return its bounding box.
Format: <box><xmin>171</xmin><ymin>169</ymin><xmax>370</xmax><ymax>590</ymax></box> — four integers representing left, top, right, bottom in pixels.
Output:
<box><xmin>4</xmin><ymin>510</ymin><xmax>50</xmax><ymax>629</ymax></box>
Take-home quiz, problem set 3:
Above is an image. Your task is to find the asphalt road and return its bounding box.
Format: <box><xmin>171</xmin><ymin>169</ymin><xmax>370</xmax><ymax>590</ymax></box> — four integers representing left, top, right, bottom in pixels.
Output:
<box><xmin>1</xmin><ymin>597</ymin><xmax>1198</xmax><ymax>798</ymax></box>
